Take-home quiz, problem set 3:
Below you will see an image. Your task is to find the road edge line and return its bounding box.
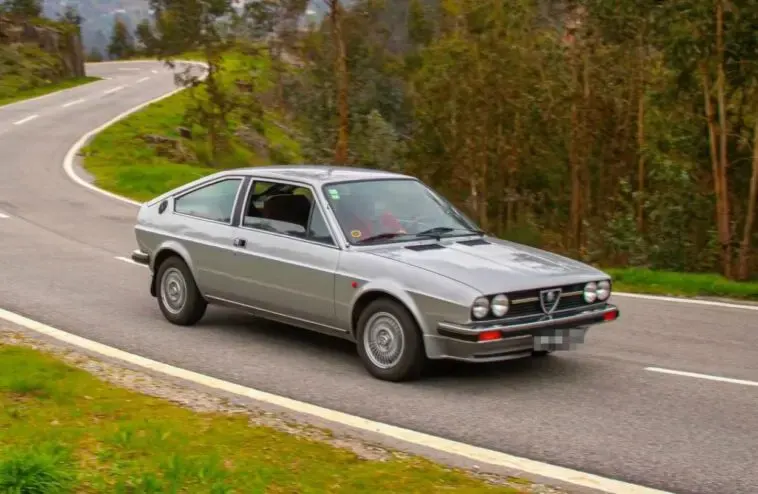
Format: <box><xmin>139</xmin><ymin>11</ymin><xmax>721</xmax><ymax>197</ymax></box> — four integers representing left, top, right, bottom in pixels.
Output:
<box><xmin>0</xmin><ymin>306</ymin><xmax>671</xmax><ymax>494</ymax></box>
<box><xmin>62</xmin><ymin>60</ymin><xmax>208</xmax><ymax>208</ymax></box>
<box><xmin>611</xmin><ymin>291</ymin><xmax>758</xmax><ymax>311</ymax></box>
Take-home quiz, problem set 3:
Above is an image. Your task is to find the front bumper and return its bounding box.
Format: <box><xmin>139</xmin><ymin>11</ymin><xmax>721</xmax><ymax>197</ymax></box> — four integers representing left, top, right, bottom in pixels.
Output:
<box><xmin>424</xmin><ymin>304</ymin><xmax>619</xmax><ymax>363</ymax></box>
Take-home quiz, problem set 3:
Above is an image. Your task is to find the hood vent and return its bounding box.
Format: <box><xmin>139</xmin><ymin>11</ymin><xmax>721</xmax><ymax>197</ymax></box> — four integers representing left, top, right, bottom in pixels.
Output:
<box><xmin>405</xmin><ymin>243</ymin><xmax>446</xmax><ymax>251</ymax></box>
<box><xmin>457</xmin><ymin>238</ymin><xmax>490</xmax><ymax>246</ymax></box>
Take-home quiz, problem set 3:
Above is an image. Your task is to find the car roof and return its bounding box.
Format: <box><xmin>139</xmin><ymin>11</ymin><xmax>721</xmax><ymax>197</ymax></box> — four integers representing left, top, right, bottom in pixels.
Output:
<box><xmin>218</xmin><ymin>165</ymin><xmax>413</xmax><ymax>186</ymax></box>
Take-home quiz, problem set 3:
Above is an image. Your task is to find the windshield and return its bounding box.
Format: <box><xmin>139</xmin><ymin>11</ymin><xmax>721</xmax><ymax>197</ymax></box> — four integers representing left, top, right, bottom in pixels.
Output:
<box><xmin>321</xmin><ymin>178</ymin><xmax>481</xmax><ymax>244</ymax></box>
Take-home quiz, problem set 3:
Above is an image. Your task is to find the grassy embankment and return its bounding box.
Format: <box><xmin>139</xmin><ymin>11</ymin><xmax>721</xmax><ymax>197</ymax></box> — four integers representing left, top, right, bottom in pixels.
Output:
<box><xmin>0</xmin><ymin>343</ymin><xmax>524</xmax><ymax>493</ymax></box>
<box><xmin>81</xmin><ymin>49</ymin><xmax>301</xmax><ymax>202</ymax></box>
<box><xmin>80</xmin><ymin>51</ymin><xmax>758</xmax><ymax>301</ymax></box>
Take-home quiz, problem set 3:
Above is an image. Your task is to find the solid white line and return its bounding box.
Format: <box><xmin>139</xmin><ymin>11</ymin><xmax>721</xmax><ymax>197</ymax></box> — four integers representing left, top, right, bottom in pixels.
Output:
<box><xmin>612</xmin><ymin>292</ymin><xmax>758</xmax><ymax>311</ymax></box>
<box><xmin>645</xmin><ymin>367</ymin><xmax>758</xmax><ymax>387</ymax></box>
<box><xmin>62</xmin><ymin>98</ymin><xmax>86</xmax><ymax>108</ymax></box>
<box><xmin>114</xmin><ymin>256</ymin><xmax>147</xmax><ymax>267</ymax></box>
<box><xmin>13</xmin><ymin>115</ymin><xmax>38</xmax><ymax>125</ymax></box>
<box><xmin>63</xmin><ymin>60</ymin><xmax>207</xmax><ymax>208</ymax></box>
<box><xmin>104</xmin><ymin>86</ymin><xmax>125</xmax><ymax>95</ymax></box>
<box><xmin>0</xmin><ymin>307</ymin><xmax>669</xmax><ymax>494</ymax></box>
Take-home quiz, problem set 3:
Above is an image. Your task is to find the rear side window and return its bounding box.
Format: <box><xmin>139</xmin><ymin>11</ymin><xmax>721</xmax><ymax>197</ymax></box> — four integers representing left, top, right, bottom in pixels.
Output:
<box><xmin>174</xmin><ymin>178</ymin><xmax>242</xmax><ymax>223</ymax></box>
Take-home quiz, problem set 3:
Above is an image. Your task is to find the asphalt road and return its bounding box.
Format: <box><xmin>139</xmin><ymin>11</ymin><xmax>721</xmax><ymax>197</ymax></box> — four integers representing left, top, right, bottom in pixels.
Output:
<box><xmin>1</xmin><ymin>61</ymin><xmax>758</xmax><ymax>494</ymax></box>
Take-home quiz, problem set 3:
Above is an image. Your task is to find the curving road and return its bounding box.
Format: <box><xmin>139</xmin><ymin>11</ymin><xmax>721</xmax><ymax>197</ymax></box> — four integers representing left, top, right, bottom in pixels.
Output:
<box><xmin>1</xmin><ymin>61</ymin><xmax>758</xmax><ymax>494</ymax></box>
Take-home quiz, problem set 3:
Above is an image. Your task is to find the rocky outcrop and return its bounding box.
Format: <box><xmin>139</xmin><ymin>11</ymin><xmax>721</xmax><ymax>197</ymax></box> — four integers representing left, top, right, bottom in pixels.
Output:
<box><xmin>0</xmin><ymin>15</ymin><xmax>85</xmax><ymax>79</ymax></box>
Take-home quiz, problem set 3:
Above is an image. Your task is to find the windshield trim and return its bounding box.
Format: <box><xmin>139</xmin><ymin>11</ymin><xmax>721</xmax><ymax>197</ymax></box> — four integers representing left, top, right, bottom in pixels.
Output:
<box><xmin>320</xmin><ymin>177</ymin><xmax>481</xmax><ymax>246</ymax></box>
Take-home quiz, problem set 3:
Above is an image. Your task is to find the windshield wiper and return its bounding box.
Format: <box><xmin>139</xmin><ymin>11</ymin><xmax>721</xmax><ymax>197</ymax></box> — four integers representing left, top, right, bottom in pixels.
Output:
<box><xmin>355</xmin><ymin>232</ymin><xmax>409</xmax><ymax>244</ymax></box>
<box><xmin>415</xmin><ymin>227</ymin><xmax>485</xmax><ymax>240</ymax></box>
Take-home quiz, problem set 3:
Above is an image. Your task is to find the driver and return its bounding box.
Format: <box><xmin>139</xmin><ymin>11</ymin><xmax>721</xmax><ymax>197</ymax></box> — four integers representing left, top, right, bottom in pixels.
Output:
<box><xmin>335</xmin><ymin>192</ymin><xmax>404</xmax><ymax>241</ymax></box>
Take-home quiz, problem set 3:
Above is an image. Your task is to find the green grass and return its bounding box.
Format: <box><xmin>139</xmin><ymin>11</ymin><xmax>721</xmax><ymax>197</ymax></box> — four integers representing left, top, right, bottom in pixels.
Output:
<box><xmin>0</xmin><ymin>76</ymin><xmax>101</xmax><ymax>107</ymax></box>
<box><xmin>0</xmin><ymin>344</ymin><xmax>523</xmax><ymax>493</ymax></box>
<box><xmin>605</xmin><ymin>267</ymin><xmax>758</xmax><ymax>301</ymax></box>
<box><xmin>81</xmin><ymin>50</ymin><xmax>302</xmax><ymax>202</ymax></box>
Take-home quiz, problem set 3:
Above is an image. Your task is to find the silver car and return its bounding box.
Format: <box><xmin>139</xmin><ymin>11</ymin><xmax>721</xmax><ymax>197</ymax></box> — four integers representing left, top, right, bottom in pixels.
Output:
<box><xmin>130</xmin><ymin>165</ymin><xmax>620</xmax><ymax>382</ymax></box>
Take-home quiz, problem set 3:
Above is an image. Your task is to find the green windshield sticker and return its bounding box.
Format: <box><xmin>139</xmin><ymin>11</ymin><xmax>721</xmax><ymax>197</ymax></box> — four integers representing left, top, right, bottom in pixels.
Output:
<box><xmin>328</xmin><ymin>189</ymin><xmax>340</xmax><ymax>199</ymax></box>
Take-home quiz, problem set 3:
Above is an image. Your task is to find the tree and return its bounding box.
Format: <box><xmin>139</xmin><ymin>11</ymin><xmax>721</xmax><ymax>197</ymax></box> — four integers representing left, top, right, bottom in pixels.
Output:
<box><xmin>326</xmin><ymin>0</ymin><xmax>349</xmax><ymax>164</ymax></box>
<box><xmin>108</xmin><ymin>16</ymin><xmax>135</xmax><ymax>60</ymax></box>
<box><xmin>87</xmin><ymin>48</ymin><xmax>104</xmax><ymax>63</ymax></box>
<box><xmin>60</xmin><ymin>5</ymin><xmax>83</xmax><ymax>30</ymax></box>
<box><xmin>2</xmin><ymin>0</ymin><xmax>42</xmax><ymax>18</ymax></box>
<box><xmin>135</xmin><ymin>19</ymin><xmax>158</xmax><ymax>56</ymax></box>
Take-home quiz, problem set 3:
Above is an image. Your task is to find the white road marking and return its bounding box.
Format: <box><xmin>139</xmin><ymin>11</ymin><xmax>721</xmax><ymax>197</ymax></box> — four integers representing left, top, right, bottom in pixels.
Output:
<box><xmin>645</xmin><ymin>367</ymin><xmax>758</xmax><ymax>388</ymax></box>
<box><xmin>0</xmin><ymin>212</ymin><xmax>9</xmax><ymax>219</ymax></box>
<box><xmin>13</xmin><ymin>115</ymin><xmax>38</xmax><ymax>125</ymax></box>
<box><xmin>0</xmin><ymin>306</ymin><xmax>671</xmax><ymax>494</ymax></box>
<box><xmin>118</xmin><ymin>68</ymin><xmax>141</xmax><ymax>71</ymax></box>
<box><xmin>104</xmin><ymin>85</ymin><xmax>125</xmax><ymax>95</ymax></box>
<box><xmin>62</xmin><ymin>98</ymin><xmax>86</xmax><ymax>108</ymax></box>
<box><xmin>612</xmin><ymin>292</ymin><xmax>758</xmax><ymax>311</ymax></box>
<box><xmin>63</xmin><ymin>60</ymin><xmax>208</xmax><ymax>208</ymax></box>
<box><xmin>151</xmin><ymin>70</ymin><xmax>158</xmax><ymax>74</ymax></box>
<box><xmin>136</xmin><ymin>77</ymin><xmax>150</xmax><ymax>84</ymax></box>
<box><xmin>114</xmin><ymin>256</ymin><xmax>147</xmax><ymax>267</ymax></box>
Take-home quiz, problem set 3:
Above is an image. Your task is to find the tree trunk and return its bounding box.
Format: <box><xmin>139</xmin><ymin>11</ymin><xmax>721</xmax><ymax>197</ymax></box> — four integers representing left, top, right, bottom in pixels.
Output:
<box><xmin>329</xmin><ymin>0</ymin><xmax>349</xmax><ymax>164</ymax></box>
<box><xmin>737</xmin><ymin>117</ymin><xmax>758</xmax><ymax>280</ymax></box>
<box><xmin>701</xmin><ymin>67</ymin><xmax>726</xmax><ymax>275</ymax></box>
<box><xmin>715</xmin><ymin>0</ymin><xmax>733</xmax><ymax>277</ymax></box>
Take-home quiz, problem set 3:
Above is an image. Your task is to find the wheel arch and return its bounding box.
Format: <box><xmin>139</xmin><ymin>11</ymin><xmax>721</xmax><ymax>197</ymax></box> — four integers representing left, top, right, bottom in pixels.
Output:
<box><xmin>149</xmin><ymin>242</ymin><xmax>195</xmax><ymax>297</ymax></box>
<box><xmin>350</xmin><ymin>285</ymin><xmax>428</xmax><ymax>339</ymax></box>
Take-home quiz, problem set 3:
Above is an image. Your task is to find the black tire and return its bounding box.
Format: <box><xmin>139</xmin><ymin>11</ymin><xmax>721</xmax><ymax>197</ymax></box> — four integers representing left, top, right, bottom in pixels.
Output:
<box><xmin>355</xmin><ymin>298</ymin><xmax>427</xmax><ymax>382</ymax></box>
<box><xmin>532</xmin><ymin>350</ymin><xmax>552</xmax><ymax>357</ymax></box>
<box><xmin>155</xmin><ymin>255</ymin><xmax>207</xmax><ymax>326</ymax></box>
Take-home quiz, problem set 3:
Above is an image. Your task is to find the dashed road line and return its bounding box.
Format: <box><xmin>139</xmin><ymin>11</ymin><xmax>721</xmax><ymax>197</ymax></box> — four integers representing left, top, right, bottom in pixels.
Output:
<box><xmin>13</xmin><ymin>115</ymin><xmax>38</xmax><ymax>125</ymax></box>
<box><xmin>62</xmin><ymin>98</ymin><xmax>86</xmax><ymax>108</ymax></box>
<box><xmin>151</xmin><ymin>70</ymin><xmax>158</xmax><ymax>74</ymax></box>
<box><xmin>104</xmin><ymin>85</ymin><xmax>125</xmax><ymax>95</ymax></box>
<box><xmin>118</xmin><ymin>68</ymin><xmax>141</xmax><ymax>71</ymax></box>
<box><xmin>136</xmin><ymin>77</ymin><xmax>150</xmax><ymax>83</ymax></box>
<box><xmin>0</xmin><ymin>212</ymin><xmax>9</xmax><ymax>219</ymax></box>
<box><xmin>645</xmin><ymin>367</ymin><xmax>758</xmax><ymax>387</ymax></box>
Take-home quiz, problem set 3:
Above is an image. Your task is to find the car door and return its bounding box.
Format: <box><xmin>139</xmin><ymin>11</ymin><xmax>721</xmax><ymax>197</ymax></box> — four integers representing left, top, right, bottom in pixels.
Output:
<box><xmin>230</xmin><ymin>179</ymin><xmax>341</xmax><ymax>329</ymax></box>
<box><xmin>171</xmin><ymin>175</ymin><xmax>248</xmax><ymax>301</ymax></box>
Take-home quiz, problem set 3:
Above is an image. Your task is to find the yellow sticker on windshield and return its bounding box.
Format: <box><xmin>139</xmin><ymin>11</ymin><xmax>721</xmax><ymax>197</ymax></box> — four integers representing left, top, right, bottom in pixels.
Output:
<box><xmin>351</xmin><ymin>230</ymin><xmax>362</xmax><ymax>238</ymax></box>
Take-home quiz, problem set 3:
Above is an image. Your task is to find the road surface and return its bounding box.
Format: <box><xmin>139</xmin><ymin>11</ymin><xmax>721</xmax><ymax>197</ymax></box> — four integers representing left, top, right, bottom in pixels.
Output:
<box><xmin>1</xmin><ymin>61</ymin><xmax>757</xmax><ymax>494</ymax></box>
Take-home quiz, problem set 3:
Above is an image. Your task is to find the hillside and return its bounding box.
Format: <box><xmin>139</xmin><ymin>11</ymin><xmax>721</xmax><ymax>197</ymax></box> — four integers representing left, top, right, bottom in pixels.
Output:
<box><xmin>0</xmin><ymin>13</ymin><xmax>90</xmax><ymax>103</ymax></box>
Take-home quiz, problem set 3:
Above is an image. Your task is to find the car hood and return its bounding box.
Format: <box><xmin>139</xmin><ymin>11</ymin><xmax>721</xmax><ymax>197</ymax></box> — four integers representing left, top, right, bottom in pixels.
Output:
<box><xmin>368</xmin><ymin>236</ymin><xmax>608</xmax><ymax>294</ymax></box>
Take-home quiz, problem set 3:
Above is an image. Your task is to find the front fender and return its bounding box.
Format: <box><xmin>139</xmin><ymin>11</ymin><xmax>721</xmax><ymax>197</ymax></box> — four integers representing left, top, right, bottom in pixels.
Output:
<box><xmin>349</xmin><ymin>278</ymin><xmax>432</xmax><ymax>334</ymax></box>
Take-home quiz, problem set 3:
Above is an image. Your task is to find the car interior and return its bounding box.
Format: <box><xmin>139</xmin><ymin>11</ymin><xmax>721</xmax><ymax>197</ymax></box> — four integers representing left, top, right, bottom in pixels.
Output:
<box><xmin>242</xmin><ymin>182</ymin><xmax>314</xmax><ymax>238</ymax></box>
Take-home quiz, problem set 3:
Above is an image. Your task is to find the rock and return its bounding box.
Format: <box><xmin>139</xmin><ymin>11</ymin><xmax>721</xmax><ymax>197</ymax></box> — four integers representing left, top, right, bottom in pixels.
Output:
<box><xmin>141</xmin><ymin>134</ymin><xmax>195</xmax><ymax>163</ymax></box>
<box><xmin>235</xmin><ymin>125</ymin><xmax>270</xmax><ymax>160</ymax></box>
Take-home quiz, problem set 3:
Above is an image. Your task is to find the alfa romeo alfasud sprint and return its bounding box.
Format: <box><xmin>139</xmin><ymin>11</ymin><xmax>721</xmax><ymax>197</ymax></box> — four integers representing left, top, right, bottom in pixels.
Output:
<box><xmin>130</xmin><ymin>165</ymin><xmax>620</xmax><ymax>382</ymax></box>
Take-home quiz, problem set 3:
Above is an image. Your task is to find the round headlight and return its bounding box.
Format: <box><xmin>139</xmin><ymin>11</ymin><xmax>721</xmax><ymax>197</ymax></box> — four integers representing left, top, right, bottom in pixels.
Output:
<box><xmin>491</xmin><ymin>294</ymin><xmax>509</xmax><ymax>317</ymax></box>
<box><xmin>472</xmin><ymin>297</ymin><xmax>490</xmax><ymax>319</ymax></box>
<box><xmin>597</xmin><ymin>280</ymin><xmax>611</xmax><ymax>301</ymax></box>
<box><xmin>583</xmin><ymin>282</ymin><xmax>598</xmax><ymax>303</ymax></box>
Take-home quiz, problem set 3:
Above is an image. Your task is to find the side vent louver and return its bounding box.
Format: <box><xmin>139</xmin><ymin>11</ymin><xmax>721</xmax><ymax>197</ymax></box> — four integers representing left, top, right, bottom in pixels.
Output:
<box><xmin>405</xmin><ymin>243</ymin><xmax>446</xmax><ymax>251</ymax></box>
<box><xmin>457</xmin><ymin>238</ymin><xmax>490</xmax><ymax>246</ymax></box>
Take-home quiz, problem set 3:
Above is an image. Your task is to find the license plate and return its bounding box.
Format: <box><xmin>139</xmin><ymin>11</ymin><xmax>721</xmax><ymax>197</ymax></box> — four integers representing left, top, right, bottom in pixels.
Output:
<box><xmin>533</xmin><ymin>328</ymin><xmax>586</xmax><ymax>351</ymax></box>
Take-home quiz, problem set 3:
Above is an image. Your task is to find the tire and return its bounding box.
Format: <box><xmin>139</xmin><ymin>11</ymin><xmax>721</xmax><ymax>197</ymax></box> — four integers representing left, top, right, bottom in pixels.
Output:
<box><xmin>155</xmin><ymin>255</ymin><xmax>207</xmax><ymax>326</ymax></box>
<box><xmin>532</xmin><ymin>350</ymin><xmax>552</xmax><ymax>357</ymax></box>
<box><xmin>355</xmin><ymin>298</ymin><xmax>427</xmax><ymax>382</ymax></box>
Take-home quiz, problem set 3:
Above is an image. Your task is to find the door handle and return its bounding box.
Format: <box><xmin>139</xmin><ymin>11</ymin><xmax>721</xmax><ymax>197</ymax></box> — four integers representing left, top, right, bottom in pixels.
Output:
<box><xmin>233</xmin><ymin>237</ymin><xmax>246</xmax><ymax>248</ymax></box>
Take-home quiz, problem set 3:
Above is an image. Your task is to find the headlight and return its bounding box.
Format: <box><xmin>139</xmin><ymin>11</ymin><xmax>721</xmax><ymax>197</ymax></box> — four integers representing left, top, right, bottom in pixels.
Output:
<box><xmin>583</xmin><ymin>282</ymin><xmax>598</xmax><ymax>303</ymax></box>
<box><xmin>597</xmin><ymin>280</ymin><xmax>611</xmax><ymax>301</ymax></box>
<box><xmin>472</xmin><ymin>297</ymin><xmax>490</xmax><ymax>319</ymax></box>
<box><xmin>491</xmin><ymin>294</ymin><xmax>509</xmax><ymax>317</ymax></box>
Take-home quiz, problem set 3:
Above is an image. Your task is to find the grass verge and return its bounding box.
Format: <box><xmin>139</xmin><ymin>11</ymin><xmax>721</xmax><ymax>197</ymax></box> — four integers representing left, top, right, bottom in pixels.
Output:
<box><xmin>605</xmin><ymin>267</ymin><xmax>758</xmax><ymax>301</ymax></box>
<box><xmin>81</xmin><ymin>50</ymin><xmax>302</xmax><ymax>202</ymax></box>
<box><xmin>0</xmin><ymin>342</ymin><xmax>524</xmax><ymax>493</ymax></box>
<box><xmin>0</xmin><ymin>76</ymin><xmax>101</xmax><ymax>107</ymax></box>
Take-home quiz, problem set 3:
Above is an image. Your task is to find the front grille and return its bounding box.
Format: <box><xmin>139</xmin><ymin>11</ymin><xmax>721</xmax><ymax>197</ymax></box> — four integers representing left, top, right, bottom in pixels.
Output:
<box><xmin>500</xmin><ymin>283</ymin><xmax>599</xmax><ymax>321</ymax></box>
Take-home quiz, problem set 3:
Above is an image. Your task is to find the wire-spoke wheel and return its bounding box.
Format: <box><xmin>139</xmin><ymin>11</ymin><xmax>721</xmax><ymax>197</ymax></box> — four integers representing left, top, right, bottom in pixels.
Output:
<box><xmin>155</xmin><ymin>255</ymin><xmax>207</xmax><ymax>326</ymax></box>
<box><xmin>356</xmin><ymin>298</ymin><xmax>426</xmax><ymax>382</ymax></box>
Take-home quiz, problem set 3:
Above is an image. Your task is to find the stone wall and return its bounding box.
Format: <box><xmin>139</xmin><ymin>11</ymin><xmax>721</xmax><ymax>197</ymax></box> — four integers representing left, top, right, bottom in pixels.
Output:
<box><xmin>0</xmin><ymin>15</ymin><xmax>85</xmax><ymax>79</ymax></box>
